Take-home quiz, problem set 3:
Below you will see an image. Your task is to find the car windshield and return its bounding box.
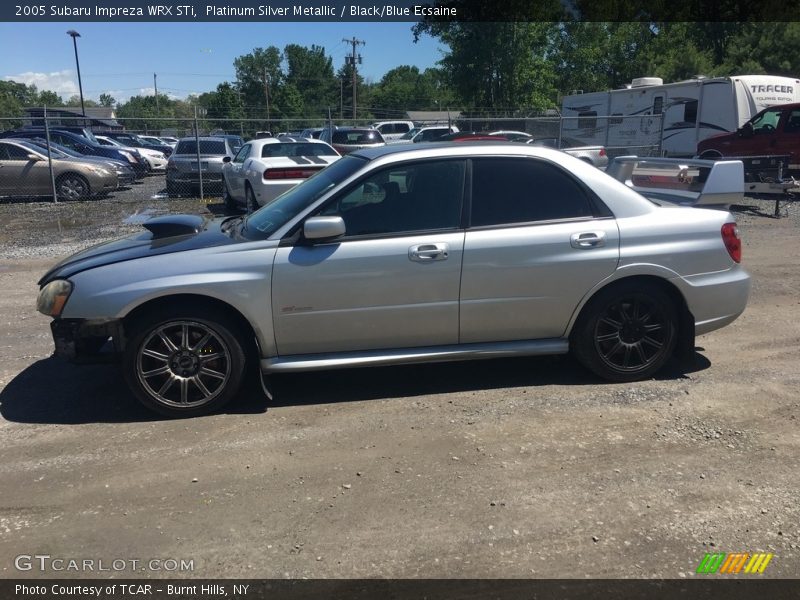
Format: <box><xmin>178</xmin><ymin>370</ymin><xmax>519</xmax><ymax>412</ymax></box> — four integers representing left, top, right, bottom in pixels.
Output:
<box><xmin>25</xmin><ymin>139</ymin><xmax>73</xmax><ymax>158</ymax></box>
<box><xmin>261</xmin><ymin>142</ymin><xmax>338</xmax><ymax>158</ymax></box>
<box><xmin>175</xmin><ymin>140</ymin><xmax>227</xmax><ymax>155</ymax></box>
<box><xmin>399</xmin><ymin>128</ymin><xmax>420</xmax><ymax>140</ymax></box>
<box><xmin>111</xmin><ymin>135</ymin><xmax>140</xmax><ymax>146</ymax></box>
<box><xmin>242</xmin><ymin>155</ymin><xmax>366</xmax><ymax>239</ymax></box>
<box><xmin>332</xmin><ymin>130</ymin><xmax>383</xmax><ymax>144</ymax></box>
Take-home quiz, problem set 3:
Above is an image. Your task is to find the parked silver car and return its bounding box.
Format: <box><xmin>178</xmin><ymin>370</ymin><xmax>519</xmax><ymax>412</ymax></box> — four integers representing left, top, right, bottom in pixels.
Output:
<box><xmin>526</xmin><ymin>137</ymin><xmax>608</xmax><ymax>168</ymax></box>
<box><xmin>37</xmin><ymin>143</ymin><xmax>750</xmax><ymax>417</ymax></box>
<box><xmin>166</xmin><ymin>137</ymin><xmax>236</xmax><ymax>196</ymax></box>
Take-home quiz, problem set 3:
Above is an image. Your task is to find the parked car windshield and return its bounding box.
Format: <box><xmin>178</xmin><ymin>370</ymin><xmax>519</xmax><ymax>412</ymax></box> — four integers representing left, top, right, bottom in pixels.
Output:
<box><xmin>261</xmin><ymin>142</ymin><xmax>338</xmax><ymax>158</ymax></box>
<box><xmin>242</xmin><ymin>155</ymin><xmax>366</xmax><ymax>239</ymax></box>
<box><xmin>175</xmin><ymin>140</ymin><xmax>227</xmax><ymax>155</ymax></box>
<box><xmin>399</xmin><ymin>128</ymin><xmax>420</xmax><ymax>140</ymax></box>
<box><xmin>332</xmin><ymin>130</ymin><xmax>384</xmax><ymax>144</ymax></box>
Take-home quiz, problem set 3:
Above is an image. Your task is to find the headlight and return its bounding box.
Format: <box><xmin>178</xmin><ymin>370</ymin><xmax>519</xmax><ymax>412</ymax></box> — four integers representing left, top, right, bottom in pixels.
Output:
<box><xmin>119</xmin><ymin>151</ymin><xmax>136</xmax><ymax>163</ymax></box>
<box><xmin>37</xmin><ymin>280</ymin><xmax>73</xmax><ymax>317</ymax></box>
<box><xmin>88</xmin><ymin>166</ymin><xmax>111</xmax><ymax>176</ymax></box>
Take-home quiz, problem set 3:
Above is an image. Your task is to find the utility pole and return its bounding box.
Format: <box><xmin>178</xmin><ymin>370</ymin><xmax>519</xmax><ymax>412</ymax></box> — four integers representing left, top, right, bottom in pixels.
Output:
<box><xmin>263</xmin><ymin>67</ymin><xmax>270</xmax><ymax>130</ymax></box>
<box><xmin>343</xmin><ymin>37</ymin><xmax>364</xmax><ymax>120</ymax></box>
<box><xmin>153</xmin><ymin>73</ymin><xmax>159</xmax><ymax>114</ymax></box>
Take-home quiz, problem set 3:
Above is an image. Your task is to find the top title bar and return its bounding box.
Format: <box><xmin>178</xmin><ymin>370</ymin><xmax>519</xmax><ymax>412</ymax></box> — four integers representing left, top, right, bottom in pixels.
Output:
<box><xmin>3</xmin><ymin>0</ymin><xmax>799</xmax><ymax>22</ymax></box>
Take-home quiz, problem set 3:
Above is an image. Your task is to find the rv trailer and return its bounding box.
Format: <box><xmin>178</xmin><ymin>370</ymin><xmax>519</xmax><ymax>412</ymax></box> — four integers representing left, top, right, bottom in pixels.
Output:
<box><xmin>561</xmin><ymin>75</ymin><xmax>800</xmax><ymax>158</ymax></box>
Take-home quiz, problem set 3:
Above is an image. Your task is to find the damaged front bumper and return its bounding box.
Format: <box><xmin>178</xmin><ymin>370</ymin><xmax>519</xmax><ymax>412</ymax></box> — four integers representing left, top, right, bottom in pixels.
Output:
<box><xmin>50</xmin><ymin>318</ymin><xmax>125</xmax><ymax>363</ymax></box>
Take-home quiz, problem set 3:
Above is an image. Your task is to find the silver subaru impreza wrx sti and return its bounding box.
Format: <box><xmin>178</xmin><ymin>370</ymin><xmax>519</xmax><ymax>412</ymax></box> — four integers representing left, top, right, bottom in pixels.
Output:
<box><xmin>37</xmin><ymin>143</ymin><xmax>751</xmax><ymax>417</ymax></box>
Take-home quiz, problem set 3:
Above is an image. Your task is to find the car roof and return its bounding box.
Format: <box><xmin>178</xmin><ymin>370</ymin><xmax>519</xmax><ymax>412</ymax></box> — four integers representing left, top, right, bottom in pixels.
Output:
<box><xmin>177</xmin><ymin>136</ymin><xmax>231</xmax><ymax>141</ymax></box>
<box><xmin>251</xmin><ymin>137</ymin><xmax>331</xmax><ymax>145</ymax></box>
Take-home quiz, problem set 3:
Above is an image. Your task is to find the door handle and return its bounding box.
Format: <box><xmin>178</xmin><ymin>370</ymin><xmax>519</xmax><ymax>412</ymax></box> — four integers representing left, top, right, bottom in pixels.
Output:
<box><xmin>570</xmin><ymin>231</ymin><xmax>606</xmax><ymax>249</ymax></box>
<box><xmin>409</xmin><ymin>243</ymin><xmax>449</xmax><ymax>262</ymax></box>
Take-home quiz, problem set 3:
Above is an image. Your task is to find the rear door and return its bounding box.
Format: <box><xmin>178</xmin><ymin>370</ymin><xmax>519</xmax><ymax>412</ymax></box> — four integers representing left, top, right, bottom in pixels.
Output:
<box><xmin>460</xmin><ymin>157</ymin><xmax>620</xmax><ymax>343</ymax></box>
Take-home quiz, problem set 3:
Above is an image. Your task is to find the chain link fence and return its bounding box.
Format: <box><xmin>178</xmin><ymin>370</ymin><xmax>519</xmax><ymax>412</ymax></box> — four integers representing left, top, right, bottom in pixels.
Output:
<box><xmin>0</xmin><ymin>112</ymin><xmax>665</xmax><ymax>204</ymax></box>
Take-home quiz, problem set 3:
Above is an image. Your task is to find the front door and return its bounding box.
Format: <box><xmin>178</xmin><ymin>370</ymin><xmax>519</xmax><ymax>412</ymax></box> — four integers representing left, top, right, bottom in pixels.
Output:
<box><xmin>226</xmin><ymin>143</ymin><xmax>250</xmax><ymax>200</ymax></box>
<box><xmin>0</xmin><ymin>142</ymin><xmax>49</xmax><ymax>196</ymax></box>
<box><xmin>272</xmin><ymin>159</ymin><xmax>467</xmax><ymax>356</ymax></box>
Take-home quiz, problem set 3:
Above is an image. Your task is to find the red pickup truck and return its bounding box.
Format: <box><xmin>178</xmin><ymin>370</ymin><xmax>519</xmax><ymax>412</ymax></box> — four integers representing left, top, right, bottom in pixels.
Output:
<box><xmin>697</xmin><ymin>102</ymin><xmax>800</xmax><ymax>173</ymax></box>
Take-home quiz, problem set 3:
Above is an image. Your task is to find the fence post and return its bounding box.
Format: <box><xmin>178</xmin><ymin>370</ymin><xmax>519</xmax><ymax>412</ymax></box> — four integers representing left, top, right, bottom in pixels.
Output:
<box><xmin>194</xmin><ymin>105</ymin><xmax>204</xmax><ymax>202</ymax></box>
<box><xmin>43</xmin><ymin>106</ymin><xmax>58</xmax><ymax>204</ymax></box>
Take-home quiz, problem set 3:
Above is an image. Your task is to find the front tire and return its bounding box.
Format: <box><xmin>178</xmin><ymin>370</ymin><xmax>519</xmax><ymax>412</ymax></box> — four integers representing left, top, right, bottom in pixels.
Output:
<box><xmin>57</xmin><ymin>174</ymin><xmax>90</xmax><ymax>200</ymax></box>
<box><xmin>699</xmin><ymin>150</ymin><xmax>722</xmax><ymax>160</ymax></box>
<box><xmin>123</xmin><ymin>308</ymin><xmax>247</xmax><ymax>417</ymax></box>
<box><xmin>222</xmin><ymin>178</ymin><xmax>237</xmax><ymax>213</ymax></box>
<box><xmin>571</xmin><ymin>281</ymin><xmax>677</xmax><ymax>382</ymax></box>
<box><xmin>246</xmin><ymin>184</ymin><xmax>259</xmax><ymax>213</ymax></box>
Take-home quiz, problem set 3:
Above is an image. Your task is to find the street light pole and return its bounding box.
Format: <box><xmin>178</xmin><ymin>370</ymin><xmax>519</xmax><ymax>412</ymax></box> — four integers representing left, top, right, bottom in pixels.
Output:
<box><xmin>66</xmin><ymin>30</ymin><xmax>85</xmax><ymax>123</ymax></box>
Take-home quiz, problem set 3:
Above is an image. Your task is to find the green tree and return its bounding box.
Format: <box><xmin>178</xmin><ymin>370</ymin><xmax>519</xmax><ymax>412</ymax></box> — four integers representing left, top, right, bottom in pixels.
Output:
<box><xmin>719</xmin><ymin>23</ymin><xmax>800</xmax><ymax>76</ymax></box>
<box><xmin>37</xmin><ymin>90</ymin><xmax>63</xmax><ymax>106</ymax></box>
<box><xmin>336</xmin><ymin>63</ymin><xmax>371</xmax><ymax>120</ymax></box>
<box><xmin>413</xmin><ymin>21</ymin><xmax>560</xmax><ymax>113</ymax></box>
<box><xmin>98</xmin><ymin>93</ymin><xmax>116</xmax><ymax>107</ymax></box>
<box><xmin>371</xmin><ymin>66</ymin><xmax>438</xmax><ymax>115</ymax></box>
<box><xmin>233</xmin><ymin>46</ymin><xmax>282</xmax><ymax>117</ymax></box>
<box><xmin>65</xmin><ymin>94</ymin><xmax>98</xmax><ymax>108</ymax></box>
<box><xmin>283</xmin><ymin>44</ymin><xmax>337</xmax><ymax>117</ymax></box>
<box><xmin>201</xmin><ymin>82</ymin><xmax>244</xmax><ymax>130</ymax></box>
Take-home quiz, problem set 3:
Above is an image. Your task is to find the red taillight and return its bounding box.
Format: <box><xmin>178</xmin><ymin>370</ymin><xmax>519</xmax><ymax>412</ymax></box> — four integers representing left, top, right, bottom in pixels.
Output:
<box><xmin>263</xmin><ymin>167</ymin><xmax>318</xmax><ymax>180</ymax></box>
<box><xmin>599</xmin><ymin>148</ymin><xmax>606</xmax><ymax>156</ymax></box>
<box><xmin>721</xmin><ymin>222</ymin><xmax>742</xmax><ymax>263</ymax></box>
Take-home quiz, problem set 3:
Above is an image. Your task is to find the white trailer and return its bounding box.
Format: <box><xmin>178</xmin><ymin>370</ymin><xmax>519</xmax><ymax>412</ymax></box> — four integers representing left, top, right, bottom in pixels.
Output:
<box><xmin>561</xmin><ymin>75</ymin><xmax>800</xmax><ymax>157</ymax></box>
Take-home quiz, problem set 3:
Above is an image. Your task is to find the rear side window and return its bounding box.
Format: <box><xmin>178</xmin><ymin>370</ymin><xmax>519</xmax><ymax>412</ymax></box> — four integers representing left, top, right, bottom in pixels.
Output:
<box><xmin>175</xmin><ymin>140</ymin><xmax>227</xmax><ymax>155</ymax></box>
<box><xmin>470</xmin><ymin>158</ymin><xmax>594</xmax><ymax>227</ymax></box>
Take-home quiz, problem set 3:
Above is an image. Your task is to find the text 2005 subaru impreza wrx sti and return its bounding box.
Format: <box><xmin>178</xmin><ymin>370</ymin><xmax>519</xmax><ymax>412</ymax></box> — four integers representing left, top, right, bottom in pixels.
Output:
<box><xmin>37</xmin><ymin>143</ymin><xmax>751</xmax><ymax>417</ymax></box>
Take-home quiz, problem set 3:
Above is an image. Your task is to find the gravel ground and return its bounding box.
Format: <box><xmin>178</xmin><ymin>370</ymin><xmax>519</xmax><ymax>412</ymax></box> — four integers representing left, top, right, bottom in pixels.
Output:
<box><xmin>0</xmin><ymin>189</ymin><xmax>798</xmax><ymax>579</ymax></box>
<box><xmin>0</xmin><ymin>175</ymin><xmax>222</xmax><ymax>260</ymax></box>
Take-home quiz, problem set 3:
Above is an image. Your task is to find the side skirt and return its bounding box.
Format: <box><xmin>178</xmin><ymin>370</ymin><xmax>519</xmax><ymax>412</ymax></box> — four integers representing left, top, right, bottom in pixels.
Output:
<box><xmin>261</xmin><ymin>338</ymin><xmax>569</xmax><ymax>373</ymax></box>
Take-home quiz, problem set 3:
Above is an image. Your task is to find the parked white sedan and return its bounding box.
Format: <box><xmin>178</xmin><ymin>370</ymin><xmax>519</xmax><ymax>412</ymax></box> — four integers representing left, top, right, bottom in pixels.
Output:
<box><xmin>222</xmin><ymin>138</ymin><xmax>340</xmax><ymax>212</ymax></box>
<box><xmin>96</xmin><ymin>135</ymin><xmax>168</xmax><ymax>172</ymax></box>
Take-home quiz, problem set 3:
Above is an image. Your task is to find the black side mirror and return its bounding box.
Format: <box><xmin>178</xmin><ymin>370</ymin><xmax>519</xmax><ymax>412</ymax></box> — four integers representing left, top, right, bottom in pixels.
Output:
<box><xmin>739</xmin><ymin>123</ymin><xmax>754</xmax><ymax>138</ymax></box>
<box><xmin>222</xmin><ymin>156</ymin><xmax>232</xmax><ymax>163</ymax></box>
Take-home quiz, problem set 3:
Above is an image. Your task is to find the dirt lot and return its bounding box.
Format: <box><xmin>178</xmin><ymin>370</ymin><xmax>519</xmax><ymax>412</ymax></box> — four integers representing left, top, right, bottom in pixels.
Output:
<box><xmin>0</xmin><ymin>191</ymin><xmax>798</xmax><ymax>580</ymax></box>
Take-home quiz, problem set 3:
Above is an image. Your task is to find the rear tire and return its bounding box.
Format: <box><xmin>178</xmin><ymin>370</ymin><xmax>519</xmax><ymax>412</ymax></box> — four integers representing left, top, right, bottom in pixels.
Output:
<box><xmin>123</xmin><ymin>307</ymin><xmax>247</xmax><ymax>418</ymax></box>
<box><xmin>571</xmin><ymin>281</ymin><xmax>677</xmax><ymax>382</ymax></box>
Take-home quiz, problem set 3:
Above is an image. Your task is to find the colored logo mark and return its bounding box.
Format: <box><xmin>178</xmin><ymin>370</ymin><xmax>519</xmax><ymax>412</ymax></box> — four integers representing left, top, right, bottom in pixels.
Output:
<box><xmin>696</xmin><ymin>552</ymin><xmax>774</xmax><ymax>574</ymax></box>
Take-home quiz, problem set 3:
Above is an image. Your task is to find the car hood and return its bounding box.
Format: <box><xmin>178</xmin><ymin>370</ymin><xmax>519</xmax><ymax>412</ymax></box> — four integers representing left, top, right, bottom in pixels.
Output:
<box><xmin>38</xmin><ymin>214</ymin><xmax>241</xmax><ymax>286</ymax></box>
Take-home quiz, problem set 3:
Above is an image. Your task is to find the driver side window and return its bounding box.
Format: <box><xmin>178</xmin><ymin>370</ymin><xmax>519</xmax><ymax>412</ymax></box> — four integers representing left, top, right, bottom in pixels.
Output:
<box><xmin>320</xmin><ymin>160</ymin><xmax>465</xmax><ymax>237</ymax></box>
<box><xmin>233</xmin><ymin>144</ymin><xmax>250</xmax><ymax>164</ymax></box>
<box><xmin>752</xmin><ymin>109</ymin><xmax>782</xmax><ymax>134</ymax></box>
